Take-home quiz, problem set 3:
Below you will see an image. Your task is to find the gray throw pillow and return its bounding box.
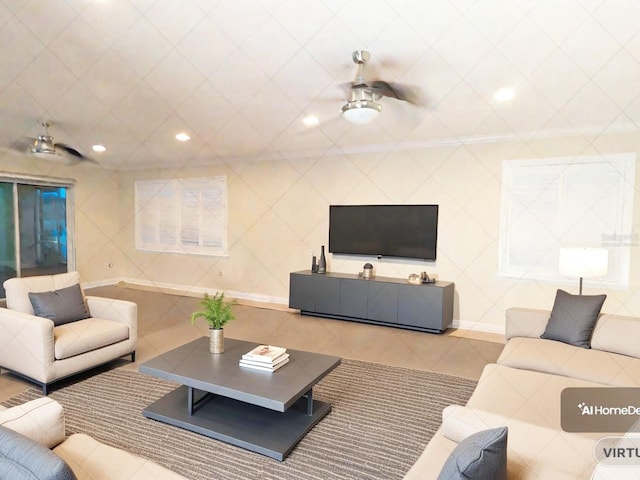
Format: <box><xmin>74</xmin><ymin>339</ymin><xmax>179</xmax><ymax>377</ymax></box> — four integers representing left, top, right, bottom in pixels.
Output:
<box><xmin>437</xmin><ymin>427</ymin><xmax>508</xmax><ymax>480</ymax></box>
<box><xmin>541</xmin><ymin>289</ymin><xmax>606</xmax><ymax>348</ymax></box>
<box><xmin>0</xmin><ymin>425</ymin><xmax>77</xmax><ymax>480</ymax></box>
<box><xmin>28</xmin><ymin>284</ymin><xmax>90</xmax><ymax>326</ymax></box>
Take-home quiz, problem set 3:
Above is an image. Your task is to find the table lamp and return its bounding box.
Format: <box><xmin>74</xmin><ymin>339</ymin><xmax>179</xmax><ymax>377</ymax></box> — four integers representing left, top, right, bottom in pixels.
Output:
<box><xmin>558</xmin><ymin>247</ymin><xmax>609</xmax><ymax>295</ymax></box>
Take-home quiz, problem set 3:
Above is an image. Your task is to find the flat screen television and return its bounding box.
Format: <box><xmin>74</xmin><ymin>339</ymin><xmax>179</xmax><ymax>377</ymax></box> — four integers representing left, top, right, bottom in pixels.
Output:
<box><xmin>329</xmin><ymin>204</ymin><xmax>439</xmax><ymax>260</ymax></box>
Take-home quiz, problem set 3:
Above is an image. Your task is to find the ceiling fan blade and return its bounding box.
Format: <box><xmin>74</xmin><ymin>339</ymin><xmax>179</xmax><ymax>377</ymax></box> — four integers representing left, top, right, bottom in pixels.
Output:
<box><xmin>11</xmin><ymin>137</ymin><xmax>36</xmax><ymax>153</ymax></box>
<box><xmin>55</xmin><ymin>143</ymin><xmax>97</xmax><ymax>164</ymax></box>
<box><xmin>367</xmin><ymin>80</ymin><xmax>424</xmax><ymax>106</ymax></box>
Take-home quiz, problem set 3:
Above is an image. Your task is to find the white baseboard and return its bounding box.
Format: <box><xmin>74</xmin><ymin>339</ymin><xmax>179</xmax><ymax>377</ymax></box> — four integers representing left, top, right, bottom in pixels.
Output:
<box><xmin>83</xmin><ymin>277</ymin><xmax>289</xmax><ymax>307</ymax></box>
<box><xmin>451</xmin><ymin>319</ymin><xmax>505</xmax><ymax>335</ymax></box>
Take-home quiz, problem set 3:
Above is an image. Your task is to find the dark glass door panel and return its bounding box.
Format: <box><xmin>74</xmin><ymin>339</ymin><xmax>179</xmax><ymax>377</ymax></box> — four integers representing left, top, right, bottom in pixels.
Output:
<box><xmin>0</xmin><ymin>182</ymin><xmax>16</xmax><ymax>297</ymax></box>
<box><xmin>18</xmin><ymin>185</ymin><xmax>68</xmax><ymax>278</ymax></box>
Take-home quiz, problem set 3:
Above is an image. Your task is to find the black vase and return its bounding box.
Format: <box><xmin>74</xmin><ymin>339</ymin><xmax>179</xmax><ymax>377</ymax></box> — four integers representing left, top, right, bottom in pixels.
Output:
<box><xmin>318</xmin><ymin>245</ymin><xmax>327</xmax><ymax>274</ymax></box>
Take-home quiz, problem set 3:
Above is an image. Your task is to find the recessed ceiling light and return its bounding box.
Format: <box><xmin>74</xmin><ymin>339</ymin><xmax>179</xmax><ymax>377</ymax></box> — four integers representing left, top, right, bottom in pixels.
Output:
<box><xmin>493</xmin><ymin>88</ymin><xmax>515</xmax><ymax>102</ymax></box>
<box><xmin>92</xmin><ymin>144</ymin><xmax>106</xmax><ymax>152</ymax></box>
<box><xmin>175</xmin><ymin>133</ymin><xmax>191</xmax><ymax>142</ymax></box>
<box><xmin>303</xmin><ymin>116</ymin><xmax>319</xmax><ymax>126</ymax></box>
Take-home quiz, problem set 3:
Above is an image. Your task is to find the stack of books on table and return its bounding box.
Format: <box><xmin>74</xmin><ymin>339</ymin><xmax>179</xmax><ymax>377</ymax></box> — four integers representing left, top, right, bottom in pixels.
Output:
<box><xmin>239</xmin><ymin>345</ymin><xmax>289</xmax><ymax>372</ymax></box>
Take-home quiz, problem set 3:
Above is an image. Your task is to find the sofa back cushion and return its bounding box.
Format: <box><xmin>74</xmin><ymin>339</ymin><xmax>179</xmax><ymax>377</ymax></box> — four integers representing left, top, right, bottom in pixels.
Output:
<box><xmin>591</xmin><ymin>314</ymin><xmax>640</xmax><ymax>359</ymax></box>
<box><xmin>0</xmin><ymin>425</ymin><xmax>76</xmax><ymax>480</ymax></box>
<box><xmin>506</xmin><ymin>307</ymin><xmax>640</xmax><ymax>360</ymax></box>
<box><xmin>3</xmin><ymin>272</ymin><xmax>82</xmax><ymax>316</ymax></box>
<box><xmin>498</xmin><ymin>337</ymin><xmax>640</xmax><ymax>387</ymax></box>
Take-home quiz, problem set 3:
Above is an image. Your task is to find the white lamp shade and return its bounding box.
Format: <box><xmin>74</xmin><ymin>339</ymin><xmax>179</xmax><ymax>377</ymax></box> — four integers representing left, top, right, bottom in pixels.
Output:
<box><xmin>558</xmin><ymin>247</ymin><xmax>609</xmax><ymax>278</ymax></box>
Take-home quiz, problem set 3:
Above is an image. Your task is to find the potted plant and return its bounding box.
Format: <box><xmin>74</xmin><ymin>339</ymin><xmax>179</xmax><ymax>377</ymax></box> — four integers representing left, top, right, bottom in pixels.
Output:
<box><xmin>190</xmin><ymin>292</ymin><xmax>235</xmax><ymax>354</ymax></box>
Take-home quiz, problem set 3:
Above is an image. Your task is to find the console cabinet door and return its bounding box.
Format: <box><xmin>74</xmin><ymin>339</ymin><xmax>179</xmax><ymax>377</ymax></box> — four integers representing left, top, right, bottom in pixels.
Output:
<box><xmin>397</xmin><ymin>284</ymin><xmax>445</xmax><ymax>331</ymax></box>
<box><xmin>312</xmin><ymin>275</ymin><xmax>341</xmax><ymax>314</ymax></box>
<box><xmin>367</xmin><ymin>282</ymin><xmax>398</xmax><ymax>323</ymax></box>
<box><xmin>289</xmin><ymin>273</ymin><xmax>340</xmax><ymax>313</ymax></box>
<box><xmin>289</xmin><ymin>273</ymin><xmax>316</xmax><ymax>311</ymax></box>
<box><xmin>339</xmin><ymin>278</ymin><xmax>369</xmax><ymax>318</ymax></box>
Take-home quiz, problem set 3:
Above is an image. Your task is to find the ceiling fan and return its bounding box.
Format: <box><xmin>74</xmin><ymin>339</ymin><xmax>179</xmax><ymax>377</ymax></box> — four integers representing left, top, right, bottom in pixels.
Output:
<box><xmin>341</xmin><ymin>50</ymin><xmax>423</xmax><ymax>125</ymax></box>
<box><xmin>13</xmin><ymin>120</ymin><xmax>96</xmax><ymax>165</ymax></box>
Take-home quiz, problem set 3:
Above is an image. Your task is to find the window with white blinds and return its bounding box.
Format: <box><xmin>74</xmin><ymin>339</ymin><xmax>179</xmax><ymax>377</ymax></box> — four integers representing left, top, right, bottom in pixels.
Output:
<box><xmin>135</xmin><ymin>177</ymin><xmax>228</xmax><ymax>256</ymax></box>
<box><xmin>499</xmin><ymin>153</ymin><xmax>635</xmax><ymax>288</ymax></box>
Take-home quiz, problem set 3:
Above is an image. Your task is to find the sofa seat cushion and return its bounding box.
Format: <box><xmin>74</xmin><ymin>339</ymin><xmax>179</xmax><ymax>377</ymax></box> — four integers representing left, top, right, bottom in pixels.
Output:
<box><xmin>54</xmin><ymin>433</ymin><xmax>187</xmax><ymax>480</ymax></box>
<box><xmin>498</xmin><ymin>337</ymin><xmax>640</xmax><ymax>387</ymax></box>
<box><xmin>0</xmin><ymin>425</ymin><xmax>77</xmax><ymax>480</ymax></box>
<box><xmin>466</xmin><ymin>363</ymin><xmax>615</xmax><ymax>434</ymax></box>
<box><xmin>54</xmin><ymin>318</ymin><xmax>129</xmax><ymax>360</ymax></box>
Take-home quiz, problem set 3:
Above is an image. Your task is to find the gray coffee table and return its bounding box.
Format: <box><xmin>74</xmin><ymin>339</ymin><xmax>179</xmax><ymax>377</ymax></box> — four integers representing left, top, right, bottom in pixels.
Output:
<box><xmin>139</xmin><ymin>337</ymin><xmax>341</xmax><ymax>460</ymax></box>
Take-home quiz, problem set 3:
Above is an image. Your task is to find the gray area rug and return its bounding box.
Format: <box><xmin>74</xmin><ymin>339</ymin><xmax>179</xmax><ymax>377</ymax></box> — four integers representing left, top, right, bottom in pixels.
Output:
<box><xmin>3</xmin><ymin>360</ymin><xmax>476</xmax><ymax>480</ymax></box>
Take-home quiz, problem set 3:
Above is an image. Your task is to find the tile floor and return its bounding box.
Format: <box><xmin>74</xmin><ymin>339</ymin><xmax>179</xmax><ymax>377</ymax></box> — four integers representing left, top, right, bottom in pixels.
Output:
<box><xmin>0</xmin><ymin>286</ymin><xmax>505</xmax><ymax>402</ymax></box>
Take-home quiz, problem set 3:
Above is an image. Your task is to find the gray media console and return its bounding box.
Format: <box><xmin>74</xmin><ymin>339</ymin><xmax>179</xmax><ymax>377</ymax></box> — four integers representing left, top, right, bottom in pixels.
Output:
<box><xmin>289</xmin><ymin>270</ymin><xmax>454</xmax><ymax>333</ymax></box>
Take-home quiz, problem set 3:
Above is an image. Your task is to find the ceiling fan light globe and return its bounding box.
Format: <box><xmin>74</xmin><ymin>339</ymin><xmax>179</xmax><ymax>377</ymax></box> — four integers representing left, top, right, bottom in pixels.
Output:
<box><xmin>341</xmin><ymin>101</ymin><xmax>382</xmax><ymax>125</ymax></box>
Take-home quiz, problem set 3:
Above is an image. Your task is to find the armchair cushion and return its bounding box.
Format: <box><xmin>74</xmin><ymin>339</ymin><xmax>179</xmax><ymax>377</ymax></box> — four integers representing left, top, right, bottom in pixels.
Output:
<box><xmin>0</xmin><ymin>425</ymin><xmax>77</xmax><ymax>480</ymax></box>
<box><xmin>54</xmin><ymin>319</ymin><xmax>129</xmax><ymax>360</ymax></box>
<box><xmin>29</xmin><ymin>284</ymin><xmax>89</xmax><ymax>326</ymax></box>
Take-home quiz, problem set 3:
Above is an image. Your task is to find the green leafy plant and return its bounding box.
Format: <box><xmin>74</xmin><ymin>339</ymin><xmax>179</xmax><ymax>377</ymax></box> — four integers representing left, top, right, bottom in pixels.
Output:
<box><xmin>190</xmin><ymin>292</ymin><xmax>235</xmax><ymax>330</ymax></box>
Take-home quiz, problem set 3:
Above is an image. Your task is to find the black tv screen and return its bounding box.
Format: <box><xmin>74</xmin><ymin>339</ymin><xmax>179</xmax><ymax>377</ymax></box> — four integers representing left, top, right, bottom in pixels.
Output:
<box><xmin>329</xmin><ymin>205</ymin><xmax>438</xmax><ymax>260</ymax></box>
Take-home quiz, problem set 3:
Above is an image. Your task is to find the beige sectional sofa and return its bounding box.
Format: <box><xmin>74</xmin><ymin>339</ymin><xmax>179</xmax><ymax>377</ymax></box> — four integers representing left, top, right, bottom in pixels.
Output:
<box><xmin>404</xmin><ymin>307</ymin><xmax>640</xmax><ymax>479</ymax></box>
<box><xmin>0</xmin><ymin>397</ymin><xmax>187</xmax><ymax>479</ymax></box>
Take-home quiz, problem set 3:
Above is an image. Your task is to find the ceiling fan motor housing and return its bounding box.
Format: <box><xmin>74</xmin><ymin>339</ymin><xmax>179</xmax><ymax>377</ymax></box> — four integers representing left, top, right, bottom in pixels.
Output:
<box><xmin>32</xmin><ymin>135</ymin><xmax>56</xmax><ymax>154</ymax></box>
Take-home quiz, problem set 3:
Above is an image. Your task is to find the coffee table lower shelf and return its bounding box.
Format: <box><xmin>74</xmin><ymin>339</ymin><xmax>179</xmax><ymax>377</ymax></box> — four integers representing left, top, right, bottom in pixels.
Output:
<box><xmin>142</xmin><ymin>385</ymin><xmax>332</xmax><ymax>461</ymax></box>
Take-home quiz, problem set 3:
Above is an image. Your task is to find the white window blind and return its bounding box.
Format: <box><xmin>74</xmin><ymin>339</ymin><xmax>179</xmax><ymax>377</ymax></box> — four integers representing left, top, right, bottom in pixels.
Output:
<box><xmin>499</xmin><ymin>153</ymin><xmax>635</xmax><ymax>288</ymax></box>
<box><xmin>135</xmin><ymin>177</ymin><xmax>228</xmax><ymax>256</ymax></box>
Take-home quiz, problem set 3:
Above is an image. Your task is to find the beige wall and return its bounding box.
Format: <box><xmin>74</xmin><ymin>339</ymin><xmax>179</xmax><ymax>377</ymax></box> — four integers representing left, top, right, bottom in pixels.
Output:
<box><xmin>2</xmin><ymin>131</ymin><xmax>640</xmax><ymax>332</ymax></box>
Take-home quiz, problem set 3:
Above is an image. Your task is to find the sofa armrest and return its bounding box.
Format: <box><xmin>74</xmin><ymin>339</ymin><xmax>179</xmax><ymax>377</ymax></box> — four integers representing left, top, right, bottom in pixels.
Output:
<box><xmin>0</xmin><ymin>397</ymin><xmax>66</xmax><ymax>448</ymax></box>
<box><xmin>0</xmin><ymin>307</ymin><xmax>55</xmax><ymax>379</ymax></box>
<box><xmin>505</xmin><ymin>307</ymin><xmax>550</xmax><ymax>341</ymax></box>
<box><xmin>85</xmin><ymin>296</ymin><xmax>137</xmax><ymax>343</ymax></box>
<box><xmin>441</xmin><ymin>404</ymin><xmax>510</xmax><ymax>443</ymax></box>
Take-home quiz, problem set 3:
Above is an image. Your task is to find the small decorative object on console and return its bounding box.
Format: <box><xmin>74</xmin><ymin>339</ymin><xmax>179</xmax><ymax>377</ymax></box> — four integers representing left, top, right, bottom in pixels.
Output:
<box><xmin>421</xmin><ymin>271</ymin><xmax>436</xmax><ymax>283</ymax></box>
<box><xmin>408</xmin><ymin>274</ymin><xmax>422</xmax><ymax>285</ymax></box>
<box><xmin>358</xmin><ymin>263</ymin><xmax>374</xmax><ymax>279</ymax></box>
<box><xmin>318</xmin><ymin>246</ymin><xmax>327</xmax><ymax>273</ymax></box>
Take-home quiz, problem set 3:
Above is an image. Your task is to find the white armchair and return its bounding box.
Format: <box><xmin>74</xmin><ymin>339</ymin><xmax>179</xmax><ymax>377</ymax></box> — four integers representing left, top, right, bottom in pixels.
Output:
<box><xmin>0</xmin><ymin>272</ymin><xmax>136</xmax><ymax>394</ymax></box>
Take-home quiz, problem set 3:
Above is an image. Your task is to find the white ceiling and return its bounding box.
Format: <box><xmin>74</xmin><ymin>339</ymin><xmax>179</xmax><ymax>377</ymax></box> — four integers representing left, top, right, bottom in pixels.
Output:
<box><xmin>1</xmin><ymin>0</ymin><xmax>639</xmax><ymax>170</ymax></box>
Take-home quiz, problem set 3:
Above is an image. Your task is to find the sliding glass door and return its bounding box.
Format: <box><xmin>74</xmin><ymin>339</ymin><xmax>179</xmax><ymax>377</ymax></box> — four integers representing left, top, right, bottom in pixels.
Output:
<box><xmin>0</xmin><ymin>180</ymin><xmax>72</xmax><ymax>297</ymax></box>
<box><xmin>0</xmin><ymin>183</ymin><xmax>16</xmax><ymax>296</ymax></box>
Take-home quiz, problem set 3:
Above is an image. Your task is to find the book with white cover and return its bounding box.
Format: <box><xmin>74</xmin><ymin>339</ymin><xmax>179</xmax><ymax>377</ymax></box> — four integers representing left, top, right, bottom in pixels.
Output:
<box><xmin>242</xmin><ymin>345</ymin><xmax>287</xmax><ymax>364</ymax></box>
<box><xmin>239</xmin><ymin>357</ymin><xmax>289</xmax><ymax>372</ymax></box>
<box><xmin>240</xmin><ymin>354</ymin><xmax>289</xmax><ymax>369</ymax></box>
